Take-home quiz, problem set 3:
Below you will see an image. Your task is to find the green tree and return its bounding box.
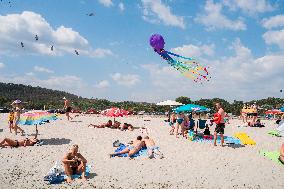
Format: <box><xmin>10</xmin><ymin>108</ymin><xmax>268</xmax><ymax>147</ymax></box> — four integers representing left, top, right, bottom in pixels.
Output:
<box><xmin>176</xmin><ymin>96</ymin><xmax>191</xmax><ymax>105</ymax></box>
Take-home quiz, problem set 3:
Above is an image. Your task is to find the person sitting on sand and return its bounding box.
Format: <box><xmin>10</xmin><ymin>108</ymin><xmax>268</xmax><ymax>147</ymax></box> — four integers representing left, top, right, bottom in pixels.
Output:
<box><xmin>88</xmin><ymin>120</ymin><xmax>112</xmax><ymax>128</ymax></box>
<box><xmin>0</xmin><ymin>128</ymin><xmax>39</xmax><ymax>148</ymax></box>
<box><xmin>109</xmin><ymin>136</ymin><xmax>144</xmax><ymax>158</ymax></box>
<box><xmin>62</xmin><ymin>144</ymin><xmax>87</xmax><ymax>183</ymax></box>
<box><xmin>120</xmin><ymin>123</ymin><xmax>134</xmax><ymax>131</ymax></box>
<box><xmin>143</xmin><ymin>136</ymin><xmax>163</xmax><ymax>159</ymax></box>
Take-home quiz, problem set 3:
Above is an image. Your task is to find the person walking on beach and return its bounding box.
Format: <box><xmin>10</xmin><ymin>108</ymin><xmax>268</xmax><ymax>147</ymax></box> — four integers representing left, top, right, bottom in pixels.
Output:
<box><xmin>63</xmin><ymin>97</ymin><xmax>73</xmax><ymax>121</ymax></box>
<box><xmin>8</xmin><ymin>110</ymin><xmax>14</xmax><ymax>133</ymax></box>
<box><xmin>62</xmin><ymin>144</ymin><xmax>88</xmax><ymax>183</ymax></box>
<box><xmin>11</xmin><ymin>100</ymin><xmax>25</xmax><ymax>135</ymax></box>
<box><xmin>213</xmin><ymin>103</ymin><xmax>225</xmax><ymax>147</ymax></box>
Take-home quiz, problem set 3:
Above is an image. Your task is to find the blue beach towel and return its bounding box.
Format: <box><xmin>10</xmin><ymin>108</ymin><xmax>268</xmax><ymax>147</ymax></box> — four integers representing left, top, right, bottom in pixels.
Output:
<box><xmin>192</xmin><ymin>135</ymin><xmax>241</xmax><ymax>144</ymax></box>
<box><xmin>114</xmin><ymin>144</ymin><xmax>148</xmax><ymax>157</ymax></box>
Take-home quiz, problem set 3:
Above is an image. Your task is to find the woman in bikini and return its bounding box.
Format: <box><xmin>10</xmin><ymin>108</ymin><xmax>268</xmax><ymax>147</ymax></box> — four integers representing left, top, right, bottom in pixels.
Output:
<box><xmin>175</xmin><ymin>112</ymin><xmax>185</xmax><ymax>138</ymax></box>
<box><xmin>63</xmin><ymin>97</ymin><xmax>73</xmax><ymax>121</ymax></box>
<box><xmin>0</xmin><ymin>128</ymin><xmax>38</xmax><ymax>148</ymax></box>
<box><xmin>11</xmin><ymin>100</ymin><xmax>25</xmax><ymax>135</ymax></box>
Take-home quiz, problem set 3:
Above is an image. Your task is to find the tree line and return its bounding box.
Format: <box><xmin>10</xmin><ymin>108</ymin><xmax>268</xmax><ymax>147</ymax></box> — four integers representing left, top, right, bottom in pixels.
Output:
<box><xmin>0</xmin><ymin>82</ymin><xmax>283</xmax><ymax>115</ymax></box>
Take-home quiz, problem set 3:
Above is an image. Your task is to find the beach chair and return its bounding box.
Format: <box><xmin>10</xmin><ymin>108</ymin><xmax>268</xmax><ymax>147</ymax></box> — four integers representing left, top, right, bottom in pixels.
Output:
<box><xmin>195</xmin><ymin>119</ymin><xmax>207</xmax><ymax>133</ymax></box>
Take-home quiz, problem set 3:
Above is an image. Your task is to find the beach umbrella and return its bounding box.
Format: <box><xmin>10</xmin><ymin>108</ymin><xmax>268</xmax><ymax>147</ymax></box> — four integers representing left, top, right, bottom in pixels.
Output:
<box><xmin>156</xmin><ymin>100</ymin><xmax>183</xmax><ymax>106</ymax></box>
<box><xmin>101</xmin><ymin>107</ymin><xmax>129</xmax><ymax>121</ymax></box>
<box><xmin>265</xmin><ymin>109</ymin><xmax>283</xmax><ymax>115</ymax></box>
<box><xmin>174</xmin><ymin>104</ymin><xmax>210</xmax><ymax>113</ymax></box>
<box><xmin>18</xmin><ymin>110</ymin><xmax>58</xmax><ymax>133</ymax></box>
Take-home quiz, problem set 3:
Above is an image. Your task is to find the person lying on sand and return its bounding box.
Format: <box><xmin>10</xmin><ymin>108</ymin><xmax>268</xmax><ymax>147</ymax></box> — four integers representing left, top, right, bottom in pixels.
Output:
<box><xmin>111</xmin><ymin>121</ymin><xmax>121</xmax><ymax>129</ymax></box>
<box><xmin>88</xmin><ymin>120</ymin><xmax>112</xmax><ymax>128</ymax></box>
<box><xmin>109</xmin><ymin>136</ymin><xmax>144</xmax><ymax>158</ymax></box>
<box><xmin>279</xmin><ymin>143</ymin><xmax>284</xmax><ymax>164</ymax></box>
<box><xmin>62</xmin><ymin>144</ymin><xmax>87</xmax><ymax>183</ymax></box>
<box><xmin>0</xmin><ymin>128</ymin><xmax>39</xmax><ymax>148</ymax></box>
<box><xmin>143</xmin><ymin>136</ymin><xmax>163</xmax><ymax>159</ymax></box>
<box><xmin>120</xmin><ymin>123</ymin><xmax>134</xmax><ymax>131</ymax></box>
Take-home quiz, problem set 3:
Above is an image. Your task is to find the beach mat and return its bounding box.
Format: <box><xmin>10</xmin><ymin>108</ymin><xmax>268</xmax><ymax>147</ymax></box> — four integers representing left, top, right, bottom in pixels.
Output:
<box><xmin>191</xmin><ymin>135</ymin><xmax>241</xmax><ymax>145</ymax></box>
<box><xmin>115</xmin><ymin>144</ymin><xmax>147</xmax><ymax>157</ymax></box>
<box><xmin>259</xmin><ymin>150</ymin><xmax>283</xmax><ymax>165</ymax></box>
<box><xmin>234</xmin><ymin>132</ymin><xmax>256</xmax><ymax>145</ymax></box>
<box><xmin>267</xmin><ymin>131</ymin><xmax>281</xmax><ymax>137</ymax></box>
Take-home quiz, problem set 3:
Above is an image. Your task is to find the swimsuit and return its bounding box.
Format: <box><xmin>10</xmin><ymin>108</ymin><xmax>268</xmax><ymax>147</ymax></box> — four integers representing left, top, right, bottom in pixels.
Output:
<box><xmin>177</xmin><ymin>118</ymin><xmax>184</xmax><ymax>124</ymax></box>
<box><xmin>215</xmin><ymin>123</ymin><xmax>225</xmax><ymax>134</ymax></box>
<box><xmin>14</xmin><ymin>140</ymin><xmax>19</xmax><ymax>147</ymax></box>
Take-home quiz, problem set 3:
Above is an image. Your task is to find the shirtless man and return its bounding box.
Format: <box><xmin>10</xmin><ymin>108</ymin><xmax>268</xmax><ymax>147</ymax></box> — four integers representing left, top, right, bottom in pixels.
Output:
<box><xmin>279</xmin><ymin>143</ymin><xmax>284</xmax><ymax>164</ymax></box>
<box><xmin>62</xmin><ymin>144</ymin><xmax>87</xmax><ymax>183</ymax></box>
<box><xmin>213</xmin><ymin>103</ymin><xmax>225</xmax><ymax>147</ymax></box>
<box><xmin>109</xmin><ymin>136</ymin><xmax>144</xmax><ymax>158</ymax></box>
<box><xmin>63</xmin><ymin>97</ymin><xmax>73</xmax><ymax>121</ymax></box>
<box><xmin>0</xmin><ymin>128</ymin><xmax>38</xmax><ymax>148</ymax></box>
<box><xmin>143</xmin><ymin>136</ymin><xmax>163</xmax><ymax>159</ymax></box>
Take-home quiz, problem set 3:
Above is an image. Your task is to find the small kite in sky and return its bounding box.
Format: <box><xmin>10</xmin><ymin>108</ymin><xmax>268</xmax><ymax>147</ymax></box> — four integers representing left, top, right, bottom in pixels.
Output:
<box><xmin>51</xmin><ymin>45</ymin><xmax>54</xmax><ymax>51</ymax></box>
<box><xmin>35</xmin><ymin>35</ymin><xmax>39</xmax><ymax>41</ymax></box>
<box><xmin>20</xmin><ymin>42</ymin><xmax>24</xmax><ymax>48</ymax></box>
<box><xmin>75</xmin><ymin>50</ymin><xmax>79</xmax><ymax>55</ymax></box>
<box><xmin>86</xmin><ymin>13</ymin><xmax>95</xmax><ymax>16</ymax></box>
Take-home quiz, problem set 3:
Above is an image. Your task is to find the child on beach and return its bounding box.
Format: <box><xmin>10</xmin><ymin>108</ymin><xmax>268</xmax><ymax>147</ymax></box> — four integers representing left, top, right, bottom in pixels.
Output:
<box><xmin>169</xmin><ymin>112</ymin><xmax>176</xmax><ymax>135</ymax></box>
<box><xmin>8</xmin><ymin>110</ymin><xmax>14</xmax><ymax>133</ymax></box>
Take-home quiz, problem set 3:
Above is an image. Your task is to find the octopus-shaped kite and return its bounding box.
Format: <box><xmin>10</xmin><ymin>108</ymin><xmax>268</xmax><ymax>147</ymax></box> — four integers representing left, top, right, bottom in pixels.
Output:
<box><xmin>149</xmin><ymin>34</ymin><xmax>210</xmax><ymax>83</ymax></box>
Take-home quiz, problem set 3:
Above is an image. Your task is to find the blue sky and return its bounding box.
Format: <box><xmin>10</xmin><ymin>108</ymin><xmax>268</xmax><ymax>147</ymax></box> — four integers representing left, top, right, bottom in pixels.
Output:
<box><xmin>0</xmin><ymin>0</ymin><xmax>283</xmax><ymax>102</ymax></box>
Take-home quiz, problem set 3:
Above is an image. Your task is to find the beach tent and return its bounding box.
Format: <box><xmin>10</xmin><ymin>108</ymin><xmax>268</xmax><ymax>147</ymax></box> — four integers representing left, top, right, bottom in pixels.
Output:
<box><xmin>174</xmin><ymin>104</ymin><xmax>210</xmax><ymax>113</ymax></box>
<box><xmin>156</xmin><ymin>100</ymin><xmax>183</xmax><ymax>106</ymax></box>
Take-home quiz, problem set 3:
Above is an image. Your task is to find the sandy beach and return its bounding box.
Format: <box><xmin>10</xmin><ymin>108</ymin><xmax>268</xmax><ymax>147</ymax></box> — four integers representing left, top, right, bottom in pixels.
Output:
<box><xmin>0</xmin><ymin>113</ymin><xmax>283</xmax><ymax>189</ymax></box>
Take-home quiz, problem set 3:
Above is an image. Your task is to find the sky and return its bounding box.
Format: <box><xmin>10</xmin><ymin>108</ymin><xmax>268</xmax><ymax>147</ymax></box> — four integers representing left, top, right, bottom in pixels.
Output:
<box><xmin>0</xmin><ymin>0</ymin><xmax>283</xmax><ymax>103</ymax></box>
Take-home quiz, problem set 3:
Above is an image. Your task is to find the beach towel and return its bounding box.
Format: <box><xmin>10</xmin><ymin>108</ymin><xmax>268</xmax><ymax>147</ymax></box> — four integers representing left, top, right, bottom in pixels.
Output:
<box><xmin>259</xmin><ymin>150</ymin><xmax>283</xmax><ymax>165</ymax></box>
<box><xmin>267</xmin><ymin>131</ymin><xmax>281</xmax><ymax>137</ymax></box>
<box><xmin>114</xmin><ymin>144</ymin><xmax>148</xmax><ymax>157</ymax></box>
<box><xmin>191</xmin><ymin>134</ymin><xmax>241</xmax><ymax>145</ymax></box>
<box><xmin>44</xmin><ymin>161</ymin><xmax>91</xmax><ymax>184</ymax></box>
<box><xmin>234</xmin><ymin>132</ymin><xmax>256</xmax><ymax>145</ymax></box>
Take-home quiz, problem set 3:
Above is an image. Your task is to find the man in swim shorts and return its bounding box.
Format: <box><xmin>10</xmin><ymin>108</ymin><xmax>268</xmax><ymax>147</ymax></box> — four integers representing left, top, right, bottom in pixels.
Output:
<box><xmin>213</xmin><ymin>103</ymin><xmax>225</xmax><ymax>147</ymax></box>
<box><xmin>143</xmin><ymin>136</ymin><xmax>163</xmax><ymax>159</ymax></box>
<box><xmin>62</xmin><ymin>144</ymin><xmax>88</xmax><ymax>183</ymax></box>
<box><xmin>109</xmin><ymin>136</ymin><xmax>144</xmax><ymax>158</ymax></box>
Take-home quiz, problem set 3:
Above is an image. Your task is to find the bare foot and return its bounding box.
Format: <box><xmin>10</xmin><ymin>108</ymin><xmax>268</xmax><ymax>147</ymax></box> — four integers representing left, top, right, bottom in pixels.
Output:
<box><xmin>81</xmin><ymin>176</ymin><xmax>88</xmax><ymax>181</ymax></box>
<box><xmin>214</xmin><ymin>144</ymin><xmax>217</xmax><ymax>146</ymax></box>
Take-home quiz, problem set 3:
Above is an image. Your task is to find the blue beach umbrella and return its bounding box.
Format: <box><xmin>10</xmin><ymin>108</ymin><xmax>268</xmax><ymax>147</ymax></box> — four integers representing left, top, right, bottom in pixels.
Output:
<box><xmin>174</xmin><ymin>104</ymin><xmax>210</xmax><ymax>113</ymax></box>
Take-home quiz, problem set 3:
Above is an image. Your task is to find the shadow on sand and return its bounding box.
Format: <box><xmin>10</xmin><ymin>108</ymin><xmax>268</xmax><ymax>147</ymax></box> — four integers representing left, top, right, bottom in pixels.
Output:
<box><xmin>226</xmin><ymin>143</ymin><xmax>246</xmax><ymax>149</ymax></box>
<box><xmin>41</xmin><ymin>138</ymin><xmax>72</xmax><ymax>145</ymax></box>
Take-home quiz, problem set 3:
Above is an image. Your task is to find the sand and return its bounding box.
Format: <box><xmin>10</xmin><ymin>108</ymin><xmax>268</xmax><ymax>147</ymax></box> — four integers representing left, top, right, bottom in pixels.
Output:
<box><xmin>0</xmin><ymin>113</ymin><xmax>283</xmax><ymax>189</ymax></box>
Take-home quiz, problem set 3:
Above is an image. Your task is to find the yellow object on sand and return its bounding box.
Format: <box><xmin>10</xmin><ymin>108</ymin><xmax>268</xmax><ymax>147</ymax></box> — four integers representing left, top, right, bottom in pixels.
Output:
<box><xmin>234</xmin><ymin>132</ymin><xmax>256</xmax><ymax>145</ymax></box>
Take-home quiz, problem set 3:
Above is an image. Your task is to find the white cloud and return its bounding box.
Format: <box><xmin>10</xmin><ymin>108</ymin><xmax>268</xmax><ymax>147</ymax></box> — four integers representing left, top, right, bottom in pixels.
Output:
<box><xmin>98</xmin><ymin>0</ymin><xmax>113</xmax><ymax>7</ymax></box>
<box><xmin>263</xmin><ymin>28</ymin><xmax>284</xmax><ymax>49</ymax></box>
<box><xmin>111</xmin><ymin>73</ymin><xmax>140</xmax><ymax>86</ymax></box>
<box><xmin>195</xmin><ymin>0</ymin><xmax>246</xmax><ymax>31</ymax></box>
<box><xmin>140</xmin><ymin>39</ymin><xmax>284</xmax><ymax>102</ymax></box>
<box><xmin>95</xmin><ymin>80</ymin><xmax>110</xmax><ymax>89</ymax></box>
<box><xmin>141</xmin><ymin>0</ymin><xmax>185</xmax><ymax>29</ymax></box>
<box><xmin>34</xmin><ymin>66</ymin><xmax>54</xmax><ymax>74</ymax></box>
<box><xmin>118</xmin><ymin>2</ymin><xmax>125</xmax><ymax>12</ymax></box>
<box><xmin>223</xmin><ymin>0</ymin><xmax>274</xmax><ymax>15</ymax></box>
<box><xmin>171</xmin><ymin>44</ymin><xmax>215</xmax><ymax>58</ymax></box>
<box><xmin>0</xmin><ymin>11</ymin><xmax>112</xmax><ymax>58</ymax></box>
<box><xmin>261</xmin><ymin>14</ymin><xmax>284</xmax><ymax>29</ymax></box>
<box><xmin>0</xmin><ymin>74</ymin><xmax>88</xmax><ymax>96</ymax></box>
<box><xmin>0</xmin><ymin>62</ymin><xmax>5</xmax><ymax>69</ymax></box>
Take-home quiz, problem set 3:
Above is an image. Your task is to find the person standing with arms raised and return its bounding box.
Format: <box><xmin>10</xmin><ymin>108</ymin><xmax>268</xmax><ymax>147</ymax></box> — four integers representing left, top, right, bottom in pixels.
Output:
<box><xmin>213</xmin><ymin>103</ymin><xmax>225</xmax><ymax>147</ymax></box>
<box><xmin>63</xmin><ymin>97</ymin><xmax>73</xmax><ymax>121</ymax></box>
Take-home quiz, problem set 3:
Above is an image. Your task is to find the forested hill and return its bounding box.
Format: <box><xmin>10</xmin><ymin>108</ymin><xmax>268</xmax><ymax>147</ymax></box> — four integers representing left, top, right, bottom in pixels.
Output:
<box><xmin>0</xmin><ymin>82</ymin><xmax>80</xmax><ymax>108</ymax></box>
